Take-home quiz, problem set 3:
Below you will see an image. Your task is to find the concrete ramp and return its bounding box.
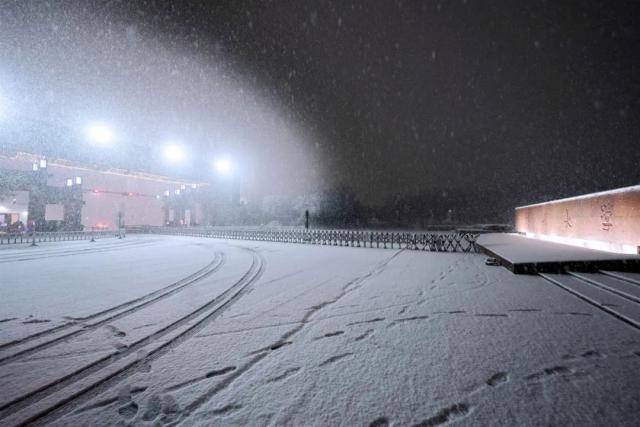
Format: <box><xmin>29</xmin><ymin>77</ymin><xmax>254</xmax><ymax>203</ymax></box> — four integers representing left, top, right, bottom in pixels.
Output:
<box><xmin>477</xmin><ymin>233</ymin><xmax>640</xmax><ymax>274</ymax></box>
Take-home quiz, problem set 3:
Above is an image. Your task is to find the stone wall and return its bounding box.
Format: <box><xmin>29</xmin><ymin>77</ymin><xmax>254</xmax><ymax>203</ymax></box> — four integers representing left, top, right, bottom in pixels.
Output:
<box><xmin>515</xmin><ymin>185</ymin><xmax>640</xmax><ymax>254</ymax></box>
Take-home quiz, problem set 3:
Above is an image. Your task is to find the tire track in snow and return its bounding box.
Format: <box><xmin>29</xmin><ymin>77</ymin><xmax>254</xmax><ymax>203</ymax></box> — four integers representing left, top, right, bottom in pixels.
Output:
<box><xmin>176</xmin><ymin>249</ymin><xmax>404</xmax><ymax>424</ymax></box>
<box><xmin>0</xmin><ymin>239</ymin><xmax>159</xmax><ymax>264</ymax></box>
<box><xmin>0</xmin><ymin>250</ymin><xmax>265</xmax><ymax>426</ymax></box>
<box><xmin>0</xmin><ymin>252</ymin><xmax>226</xmax><ymax>363</ymax></box>
<box><xmin>0</xmin><ymin>238</ymin><xmax>147</xmax><ymax>259</ymax></box>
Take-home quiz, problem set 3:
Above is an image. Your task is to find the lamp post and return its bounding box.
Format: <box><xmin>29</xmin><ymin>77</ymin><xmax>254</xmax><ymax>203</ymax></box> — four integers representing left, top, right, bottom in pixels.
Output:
<box><xmin>213</xmin><ymin>157</ymin><xmax>238</xmax><ymax>202</ymax></box>
<box><xmin>63</xmin><ymin>176</ymin><xmax>83</xmax><ymax>231</ymax></box>
<box><xmin>29</xmin><ymin>163</ymin><xmax>37</xmax><ymax>247</ymax></box>
<box><xmin>85</xmin><ymin>123</ymin><xmax>115</xmax><ymax>236</ymax></box>
<box><xmin>211</xmin><ymin>157</ymin><xmax>240</xmax><ymax>225</ymax></box>
<box><xmin>29</xmin><ymin>159</ymin><xmax>47</xmax><ymax>246</ymax></box>
<box><xmin>117</xmin><ymin>211</ymin><xmax>124</xmax><ymax>238</ymax></box>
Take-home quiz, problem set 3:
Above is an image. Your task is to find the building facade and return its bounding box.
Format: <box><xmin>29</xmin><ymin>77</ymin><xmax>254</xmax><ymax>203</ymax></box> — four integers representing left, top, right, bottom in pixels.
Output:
<box><xmin>0</xmin><ymin>152</ymin><xmax>208</xmax><ymax>230</ymax></box>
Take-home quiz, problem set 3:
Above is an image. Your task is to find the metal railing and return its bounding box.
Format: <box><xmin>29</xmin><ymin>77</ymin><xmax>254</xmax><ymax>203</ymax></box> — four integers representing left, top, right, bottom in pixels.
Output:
<box><xmin>135</xmin><ymin>226</ymin><xmax>479</xmax><ymax>253</ymax></box>
<box><xmin>0</xmin><ymin>230</ymin><xmax>119</xmax><ymax>245</ymax></box>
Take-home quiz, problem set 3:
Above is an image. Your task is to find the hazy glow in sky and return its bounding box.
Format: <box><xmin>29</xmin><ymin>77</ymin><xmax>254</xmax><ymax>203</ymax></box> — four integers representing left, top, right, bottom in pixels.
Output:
<box><xmin>85</xmin><ymin>124</ymin><xmax>114</xmax><ymax>146</ymax></box>
<box><xmin>163</xmin><ymin>144</ymin><xmax>186</xmax><ymax>164</ymax></box>
<box><xmin>0</xmin><ymin>2</ymin><xmax>325</xmax><ymax>199</ymax></box>
<box><xmin>213</xmin><ymin>157</ymin><xmax>234</xmax><ymax>176</ymax></box>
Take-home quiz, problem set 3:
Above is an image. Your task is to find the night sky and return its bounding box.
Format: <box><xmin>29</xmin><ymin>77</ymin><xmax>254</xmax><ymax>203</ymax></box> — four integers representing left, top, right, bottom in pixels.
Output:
<box><xmin>2</xmin><ymin>0</ymin><xmax>639</xmax><ymax>218</ymax></box>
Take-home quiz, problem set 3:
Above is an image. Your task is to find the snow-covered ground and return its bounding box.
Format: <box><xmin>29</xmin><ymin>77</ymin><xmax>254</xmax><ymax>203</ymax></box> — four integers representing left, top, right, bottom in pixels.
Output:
<box><xmin>1</xmin><ymin>235</ymin><xmax>639</xmax><ymax>426</ymax></box>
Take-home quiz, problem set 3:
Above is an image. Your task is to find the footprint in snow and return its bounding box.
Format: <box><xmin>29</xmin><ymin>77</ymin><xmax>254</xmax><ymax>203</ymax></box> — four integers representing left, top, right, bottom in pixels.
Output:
<box><xmin>346</xmin><ymin>317</ymin><xmax>385</xmax><ymax>326</ymax></box>
<box><xmin>581</xmin><ymin>350</ymin><xmax>603</xmax><ymax>359</ymax></box>
<box><xmin>413</xmin><ymin>403</ymin><xmax>472</xmax><ymax>427</ymax></box>
<box><xmin>319</xmin><ymin>352</ymin><xmax>353</xmax><ymax>367</ymax></box>
<box><xmin>116</xmin><ymin>385</ymin><xmax>139</xmax><ymax>420</ymax></box>
<box><xmin>118</xmin><ymin>401</ymin><xmax>138</xmax><ymax>419</ymax></box>
<box><xmin>266</xmin><ymin>367</ymin><xmax>301</xmax><ymax>383</ymax></box>
<box><xmin>315</xmin><ymin>331</ymin><xmax>344</xmax><ymax>340</ymax></box>
<box><xmin>106</xmin><ymin>324</ymin><xmax>127</xmax><ymax>337</ymax></box>
<box><xmin>369</xmin><ymin>416</ymin><xmax>389</xmax><ymax>427</ymax></box>
<box><xmin>354</xmin><ymin>329</ymin><xmax>374</xmax><ymax>341</ymax></box>
<box><xmin>142</xmin><ymin>394</ymin><xmax>162</xmax><ymax>421</ymax></box>
<box><xmin>388</xmin><ymin>315</ymin><xmax>429</xmax><ymax>327</ymax></box>
<box><xmin>486</xmin><ymin>372</ymin><xmax>509</xmax><ymax>387</ymax></box>
<box><xmin>160</xmin><ymin>394</ymin><xmax>181</xmax><ymax>424</ymax></box>
<box><xmin>22</xmin><ymin>318</ymin><xmax>51</xmax><ymax>324</ymax></box>
<box><xmin>525</xmin><ymin>366</ymin><xmax>573</xmax><ymax>381</ymax></box>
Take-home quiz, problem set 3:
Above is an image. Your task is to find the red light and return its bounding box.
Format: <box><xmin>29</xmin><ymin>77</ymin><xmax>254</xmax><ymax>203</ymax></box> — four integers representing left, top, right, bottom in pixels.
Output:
<box><xmin>92</xmin><ymin>189</ymin><xmax>100</xmax><ymax>193</ymax></box>
<box><xmin>128</xmin><ymin>192</ymin><xmax>134</xmax><ymax>196</ymax></box>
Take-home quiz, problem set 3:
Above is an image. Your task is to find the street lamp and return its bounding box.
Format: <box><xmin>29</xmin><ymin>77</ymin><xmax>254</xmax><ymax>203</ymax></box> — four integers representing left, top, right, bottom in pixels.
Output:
<box><xmin>213</xmin><ymin>157</ymin><xmax>234</xmax><ymax>176</ymax></box>
<box><xmin>212</xmin><ymin>156</ymin><xmax>240</xmax><ymax>207</ymax></box>
<box><xmin>85</xmin><ymin>123</ymin><xmax>114</xmax><ymax>146</ymax></box>
<box><xmin>163</xmin><ymin>144</ymin><xmax>186</xmax><ymax>164</ymax></box>
<box><xmin>28</xmin><ymin>158</ymin><xmax>48</xmax><ymax>246</ymax></box>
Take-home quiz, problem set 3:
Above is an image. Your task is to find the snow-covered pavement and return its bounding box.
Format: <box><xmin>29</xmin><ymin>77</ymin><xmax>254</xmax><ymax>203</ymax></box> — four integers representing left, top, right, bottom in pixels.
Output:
<box><xmin>1</xmin><ymin>235</ymin><xmax>639</xmax><ymax>426</ymax></box>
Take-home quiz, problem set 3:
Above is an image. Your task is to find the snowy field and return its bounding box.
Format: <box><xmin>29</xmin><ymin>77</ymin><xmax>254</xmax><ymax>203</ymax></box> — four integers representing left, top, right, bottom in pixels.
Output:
<box><xmin>1</xmin><ymin>235</ymin><xmax>639</xmax><ymax>426</ymax></box>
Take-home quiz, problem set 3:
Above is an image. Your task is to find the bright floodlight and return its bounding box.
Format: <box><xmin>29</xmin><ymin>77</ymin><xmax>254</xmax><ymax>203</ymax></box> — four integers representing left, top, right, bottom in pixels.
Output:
<box><xmin>163</xmin><ymin>144</ymin><xmax>186</xmax><ymax>164</ymax></box>
<box><xmin>214</xmin><ymin>157</ymin><xmax>234</xmax><ymax>175</ymax></box>
<box><xmin>86</xmin><ymin>124</ymin><xmax>113</xmax><ymax>145</ymax></box>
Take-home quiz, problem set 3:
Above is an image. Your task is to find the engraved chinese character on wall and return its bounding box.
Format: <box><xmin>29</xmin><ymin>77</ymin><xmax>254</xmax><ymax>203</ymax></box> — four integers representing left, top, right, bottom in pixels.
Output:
<box><xmin>600</xmin><ymin>201</ymin><xmax>614</xmax><ymax>231</ymax></box>
<box><xmin>563</xmin><ymin>208</ymin><xmax>572</xmax><ymax>229</ymax></box>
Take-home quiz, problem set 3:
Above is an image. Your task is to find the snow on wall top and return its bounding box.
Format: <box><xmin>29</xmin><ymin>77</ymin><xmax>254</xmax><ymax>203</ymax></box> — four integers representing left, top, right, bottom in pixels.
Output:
<box><xmin>516</xmin><ymin>184</ymin><xmax>640</xmax><ymax>210</ymax></box>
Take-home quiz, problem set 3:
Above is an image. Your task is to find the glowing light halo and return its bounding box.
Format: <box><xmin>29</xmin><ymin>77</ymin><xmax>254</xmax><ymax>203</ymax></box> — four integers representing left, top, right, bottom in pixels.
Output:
<box><xmin>85</xmin><ymin>123</ymin><xmax>114</xmax><ymax>146</ymax></box>
<box><xmin>213</xmin><ymin>156</ymin><xmax>234</xmax><ymax>176</ymax></box>
<box><xmin>162</xmin><ymin>143</ymin><xmax>186</xmax><ymax>164</ymax></box>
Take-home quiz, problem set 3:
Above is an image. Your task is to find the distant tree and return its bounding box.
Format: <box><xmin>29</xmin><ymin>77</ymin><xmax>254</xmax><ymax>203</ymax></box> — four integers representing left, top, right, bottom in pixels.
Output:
<box><xmin>292</xmin><ymin>193</ymin><xmax>320</xmax><ymax>225</ymax></box>
<box><xmin>261</xmin><ymin>195</ymin><xmax>296</xmax><ymax>224</ymax></box>
<box><xmin>0</xmin><ymin>171</ymin><xmax>26</xmax><ymax>197</ymax></box>
<box><xmin>315</xmin><ymin>186</ymin><xmax>364</xmax><ymax>227</ymax></box>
